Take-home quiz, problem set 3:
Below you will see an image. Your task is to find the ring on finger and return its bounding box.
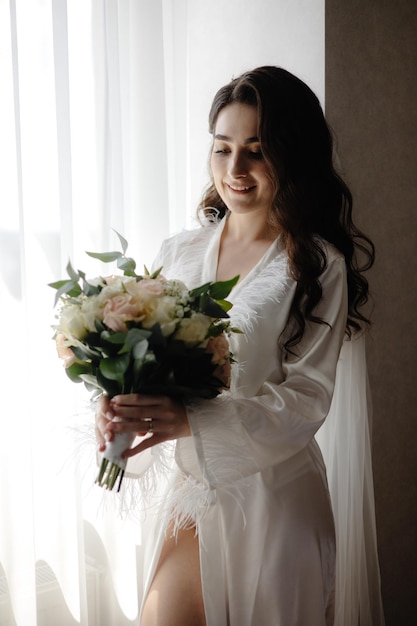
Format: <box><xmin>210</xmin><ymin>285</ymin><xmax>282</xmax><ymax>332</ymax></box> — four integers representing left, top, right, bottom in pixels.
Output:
<box><xmin>145</xmin><ymin>418</ymin><xmax>154</xmax><ymax>434</ymax></box>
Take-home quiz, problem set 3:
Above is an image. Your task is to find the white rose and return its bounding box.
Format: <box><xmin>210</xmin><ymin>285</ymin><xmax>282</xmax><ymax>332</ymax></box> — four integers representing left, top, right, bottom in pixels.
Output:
<box><xmin>98</xmin><ymin>276</ymin><xmax>136</xmax><ymax>302</ymax></box>
<box><xmin>80</xmin><ymin>295</ymin><xmax>104</xmax><ymax>331</ymax></box>
<box><xmin>141</xmin><ymin>295</ymin><xmax>179</xmax><ymax>337</ymax></box>
<box><xmin>58</xmin><ymin>302</ymin><xmax>88</xmax><ymax>341</ymax></box>
<box><xmin>159</xmin><ymin>320</ymin><xmax>177</xmax><ymax>337</ymax></box>
<box><xmin>173</xmin><ymin>313</ymin><xmax>212</xmax><ymax>346</ymax></box>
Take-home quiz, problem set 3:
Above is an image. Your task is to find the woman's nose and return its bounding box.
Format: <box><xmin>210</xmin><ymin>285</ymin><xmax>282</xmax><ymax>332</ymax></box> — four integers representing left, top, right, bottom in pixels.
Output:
<box><xmin>228</xmin><ymin>152</ymin><xmax>247</xmax><ymax>178</ymax></box>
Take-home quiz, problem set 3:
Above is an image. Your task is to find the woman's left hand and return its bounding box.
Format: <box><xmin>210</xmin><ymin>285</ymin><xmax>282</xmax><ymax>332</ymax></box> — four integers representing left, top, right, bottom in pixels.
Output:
<box><xmin>103</xmin><ymin>394</ymin><xmax>191</xmax><ymax>458</ymax></box>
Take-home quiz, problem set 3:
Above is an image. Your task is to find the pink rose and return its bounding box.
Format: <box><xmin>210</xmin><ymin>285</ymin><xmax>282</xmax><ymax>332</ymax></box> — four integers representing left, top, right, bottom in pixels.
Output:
<box><xmin>139</xmin><ymin>278</ymin><xmax>165</xmax><ymax>295</ymax></box>
<box><xmin>103</xmin><ymin>294</ymin><xmax>143</xmax><ymax>332</ymax></box>
<box><xmin>125</xmin><ymin>277</ymin><xmax>165</xmax><ymax>300</ymax></box>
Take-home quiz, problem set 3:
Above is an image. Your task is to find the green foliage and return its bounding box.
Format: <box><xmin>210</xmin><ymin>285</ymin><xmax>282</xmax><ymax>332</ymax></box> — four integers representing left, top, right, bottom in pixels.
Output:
<box><xmin>86</xmin><ymin>251</ymin><xmax>123</xmax><ymax>263</ymax></box>
<box><xmin>66</xmin><ymin>361</ymin><xmax>92</xmax><ymax>383</ymax></box>
<box><xmin>189</xmin><ymin>274</ymin><xmax>239</xmax><ymax>318</ymax></box>
<box><xmin>48</xmin><ymin>230</ymin><xmax>144</xmax><ymax>304</ymax></box>
<box><xmin>99</xmin><ymin>353</ymin><xmax>130</xmax><ymax>383</ymax></box>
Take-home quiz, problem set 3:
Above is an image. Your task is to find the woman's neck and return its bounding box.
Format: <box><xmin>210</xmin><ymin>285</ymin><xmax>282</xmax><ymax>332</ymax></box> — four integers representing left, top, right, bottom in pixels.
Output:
<box><xmin>216</xmin><ymin>214</ymin><xmax>280</xmax><ymax>283</ymax></box>
<box><xmin>224</xmin><ymin>213</ymin><xmax>279</xmax><ymax>244</ymax></box>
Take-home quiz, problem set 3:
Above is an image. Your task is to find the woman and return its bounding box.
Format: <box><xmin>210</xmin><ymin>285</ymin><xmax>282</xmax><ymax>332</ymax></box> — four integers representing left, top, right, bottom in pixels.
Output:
<box><xmin>96</xmin><ymin>67</ymin><xmax>377</xmax><ymax>625</ymax></box>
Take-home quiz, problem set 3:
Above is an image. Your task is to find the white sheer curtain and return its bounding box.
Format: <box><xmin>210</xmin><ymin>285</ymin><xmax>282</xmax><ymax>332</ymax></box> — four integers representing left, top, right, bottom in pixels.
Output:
<box><xmin>0</xmin><ymin>1</ymin><xmax>332</xmax><ymax>625</ymax></box>
<box><xmin>0</xmin><ymin>1</ymin><xmax>178</xmax><ymax>624</ymax></box>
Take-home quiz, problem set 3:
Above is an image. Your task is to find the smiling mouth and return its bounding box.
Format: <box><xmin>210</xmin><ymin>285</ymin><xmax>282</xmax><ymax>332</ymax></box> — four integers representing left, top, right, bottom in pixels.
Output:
<box><xmin>227</xmin><ymin>183</ymin><xmax>256</xmax><ymax>193</ymax></box>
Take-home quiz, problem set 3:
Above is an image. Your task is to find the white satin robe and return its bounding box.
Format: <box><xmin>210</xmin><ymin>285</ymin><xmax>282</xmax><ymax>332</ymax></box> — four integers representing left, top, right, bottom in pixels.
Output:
<box><xmin>138</xmin><ymin>217</ymin><xmax>348</xmax><ymax>626</ymax></box>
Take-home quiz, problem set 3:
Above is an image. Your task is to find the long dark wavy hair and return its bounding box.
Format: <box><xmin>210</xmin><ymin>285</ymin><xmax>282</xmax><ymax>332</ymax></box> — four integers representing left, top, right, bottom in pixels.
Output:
<box><xmin>198</xmin><ymin>66</ymin><xmax>375</xmax><ymax>351</ymax></box>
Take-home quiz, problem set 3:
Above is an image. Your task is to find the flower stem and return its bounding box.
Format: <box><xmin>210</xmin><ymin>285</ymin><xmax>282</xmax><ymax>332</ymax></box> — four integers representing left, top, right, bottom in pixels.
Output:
<box><xmin>95</xmin><ymin>431</ymin><xmax>134</xmax><ymax>491</ymax></box>
<box><xmin>96</xmin><ymin>458</ymin><xmax>124</xmax><ymax>490</ymax></box>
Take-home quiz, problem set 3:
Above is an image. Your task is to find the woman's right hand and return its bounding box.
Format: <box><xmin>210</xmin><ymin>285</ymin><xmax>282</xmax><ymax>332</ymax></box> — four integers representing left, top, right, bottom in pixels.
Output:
<box><xmin>95</xmin><ymin>393</ymin><xmax>150</xmax><ymax>453</ymax></box>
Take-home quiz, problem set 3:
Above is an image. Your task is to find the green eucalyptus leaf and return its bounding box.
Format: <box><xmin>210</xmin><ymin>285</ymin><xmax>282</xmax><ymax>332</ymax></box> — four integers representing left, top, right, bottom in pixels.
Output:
<box><xmin>113</xmin><ymin>229</ymin><xmax>129</xmax><ymax>255</ymax></box>
<box><xmin>208</xmin><ymin>275</ymin><xmax>239</xmax><ymax>300</ymax></box>
<box><xmin>132</xmin><ymin>338</ymin><xmax>149</xmax><ymax>360</ymax></box>
<box><xmin>214</xmin><ymin>298</ymin><xmax>233</xmax><ymax>313</ymax></box>
<box><xmin>99</xmin><ymin>353</ymin><xmax>130</xmax><ymax>383</ymax></box>
<box><xmin>102</xmin><ymin>331</ymin><xmax>129</xmax><ymax>345</ymax></box>
<box><xmin>71</xmin><ymin>344</ymin><xmax>99</xmax><ymax>361</ymax></box>
<box><xmin>66</xmin><ymin>362</ymin><xmax>92</xmax><ymax>383</ymax></box>
<box><xmin>96</xmin><ymin>368</ymin><xmax>122</xmax><ymax>396</ymax></box>
<box><xmin>53</xmin><ymin>280</ymin><xmax>82</xmax><ymax>305</ymax></box>
<box><xmin>199</xmin><ymin>297</ymin><xmax>230</xmax><ymax>318</ymax></box>
<box><xmin>117</xmin><ymin>256</ymin><xmax>137</xmax><ymax>273</ymax></box>
<box><xmin>86</xmin><ymin>250</ymin><xmax>123</xmax><ymax>263</ymax></box>
<box><xmin>66</xmin><ymin>260</ymin><xmax>80</xmax><ymax>282</ymax></box>
<box><xmin>189</xmin><ymin>282</ymin><xmax>211</xmax><ymax>299</ymax></box>
<box><xmin>82</xmin><ymin>279</ymin><xmax>102</xmax><ymax>296</ymax></box>
<box><xmin>48</xmin><ymin>279</ymin><xmax>69</xmax><ymax>291</ymax></box>
<box><xmin>99</xmin><ymin>331</ymin><xmax>128</xmax><ymax>355</ymax></box>
<box><xmin>120</xmin><ymin>328</ymin><xmax>152</xmax><ymax>353</ymax></box>
<box><xmin>65</xmin><ymin>283</ymin><xmax>83</xmax><ymax>297</ymax></box>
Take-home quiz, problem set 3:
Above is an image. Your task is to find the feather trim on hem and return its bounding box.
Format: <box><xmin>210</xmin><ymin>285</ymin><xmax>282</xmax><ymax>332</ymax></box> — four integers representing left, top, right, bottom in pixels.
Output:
<box><xmin>160</xmin><ymin>471</ymin><xmax>248</xmax><ymax>544</ymax></box>
<box><xmin>165</xmin><ymin>473</ymin><xmax>216</xmax><ymax>536</ymax></box>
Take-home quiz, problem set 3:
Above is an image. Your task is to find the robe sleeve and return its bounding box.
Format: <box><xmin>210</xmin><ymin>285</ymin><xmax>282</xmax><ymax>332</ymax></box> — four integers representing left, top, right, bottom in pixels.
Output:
<box><xmin>176</xmin><ymin>254</ymin><xmax>348</xmax><ymax>488</ymax></box>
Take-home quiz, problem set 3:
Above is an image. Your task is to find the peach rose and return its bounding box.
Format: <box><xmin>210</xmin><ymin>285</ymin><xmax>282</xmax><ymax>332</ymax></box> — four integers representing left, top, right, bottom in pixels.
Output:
<box><xmin>206</xmin><ymin>334</ymin><xmax>231</xmax><ymax>389</ymax></box>
<box><xmin>205</xmin><ymin>334</ymin><xmax>230</xmax><ymax>365</ymax></box>
<box><xmin>102</xmin><ymin>294</ymin><xmax>144</xmax><ymax>332</ymax></box>
<box><xmin>55</xmin><ymin>333</ymin><xmax>78</xmax><ymax>368</ymax></box>
<box><xmin>135</xmin><ymin>278</ymin><xmax>165</xmax><ymax>297</ymax></box>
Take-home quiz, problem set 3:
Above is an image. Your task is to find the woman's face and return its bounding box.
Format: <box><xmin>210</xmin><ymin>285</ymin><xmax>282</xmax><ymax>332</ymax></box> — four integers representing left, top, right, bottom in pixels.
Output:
<box><xmin>210</xmin><ymin>103</ymin><xmax>274</xmax><ymax>218</ymax></box>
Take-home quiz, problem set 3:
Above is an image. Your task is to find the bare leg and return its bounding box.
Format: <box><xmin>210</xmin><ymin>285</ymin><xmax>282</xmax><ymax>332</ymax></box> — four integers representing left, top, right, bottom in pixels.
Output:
<box><xmin>141</xmin><ymin>524</ymin><xmax>206</xmax><ymax>626</ymax></box>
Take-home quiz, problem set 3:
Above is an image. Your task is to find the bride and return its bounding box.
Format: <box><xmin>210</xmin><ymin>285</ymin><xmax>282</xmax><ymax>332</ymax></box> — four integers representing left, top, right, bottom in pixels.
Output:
<box><xmin>96</xmin><ymin>66</ymin><xmax>384</xmax><ymax>626</ymax></box>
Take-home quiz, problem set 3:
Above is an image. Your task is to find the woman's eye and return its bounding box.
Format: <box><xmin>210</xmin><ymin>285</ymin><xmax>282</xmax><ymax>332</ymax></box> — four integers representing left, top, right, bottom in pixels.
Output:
<box><xmin>212</xmin><ymin>147</ymin><xmax>263</xmax><ymax>159</ymax></box>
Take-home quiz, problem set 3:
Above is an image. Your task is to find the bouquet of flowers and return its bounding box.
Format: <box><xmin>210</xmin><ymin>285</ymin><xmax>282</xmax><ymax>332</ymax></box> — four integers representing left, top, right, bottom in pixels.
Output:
<box><xmin>50</xmin><ymin>232</ymin><xmax>239</xmax><ymax>491</ymax></box>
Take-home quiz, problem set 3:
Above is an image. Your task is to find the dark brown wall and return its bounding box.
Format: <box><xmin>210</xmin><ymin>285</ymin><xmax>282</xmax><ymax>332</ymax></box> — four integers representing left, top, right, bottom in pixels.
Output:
<box><xmin>326</xmin><ymin>1</ymin><xmax>417</xmax><ymax>624</ymax></box>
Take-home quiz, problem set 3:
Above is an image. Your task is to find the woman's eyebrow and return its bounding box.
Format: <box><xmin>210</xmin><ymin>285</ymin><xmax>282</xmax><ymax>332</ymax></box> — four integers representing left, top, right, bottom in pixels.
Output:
<box><xmin>214</xmin><ymin>133</ymin><xmax>259</xmax><ymax>144</ymax></box>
